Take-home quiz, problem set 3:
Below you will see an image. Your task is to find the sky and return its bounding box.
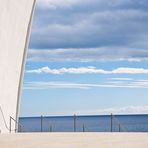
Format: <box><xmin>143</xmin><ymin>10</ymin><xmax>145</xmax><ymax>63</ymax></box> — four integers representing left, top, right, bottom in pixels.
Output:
<box><xmin>20</xmin><ymin>0</ymin><xmax>148</xmax><ymax>117</ymax></box>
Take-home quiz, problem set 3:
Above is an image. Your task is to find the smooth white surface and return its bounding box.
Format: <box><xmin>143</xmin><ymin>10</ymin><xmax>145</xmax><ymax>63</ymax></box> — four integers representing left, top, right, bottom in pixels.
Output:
<box><xmin>0</xmin><ymin>133</ymin><xmax>148</xmax><ymax>148</ymax></box>
<box><xmin>0</xmin><ymin>0</ymin><xmax>35</xmax><ymax>133</ymax></box>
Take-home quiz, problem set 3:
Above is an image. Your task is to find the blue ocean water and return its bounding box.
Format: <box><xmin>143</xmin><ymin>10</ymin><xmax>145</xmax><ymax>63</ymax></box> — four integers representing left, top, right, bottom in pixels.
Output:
<box><xmin>19</xmin><ymin>115</ymin><xmax>148</xmax><ymax>132</ymax></box>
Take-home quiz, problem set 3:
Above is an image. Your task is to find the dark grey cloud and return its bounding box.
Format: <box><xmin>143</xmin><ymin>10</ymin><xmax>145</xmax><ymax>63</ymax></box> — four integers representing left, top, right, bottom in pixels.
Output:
<box><xmin>29</xmin><ymin>0</ymin><xmax>148</xmax><ymax>61</ymax></box>
<box><xmin>27</xmin><ymin>47</ymin><xmax>148</xmax><ymax>62</ymax></box>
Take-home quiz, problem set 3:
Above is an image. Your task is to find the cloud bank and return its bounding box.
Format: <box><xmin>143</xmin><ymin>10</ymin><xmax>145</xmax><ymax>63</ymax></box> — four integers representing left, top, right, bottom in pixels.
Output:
<box><xmin>28</xmin><ymin>0</ymin><xmax>148</xmax><ymax>62</ymax></box>
<box><xmin>28</xmin><ymin>48</ymin><xmax>148</xmax><ymax>62</ymax></box>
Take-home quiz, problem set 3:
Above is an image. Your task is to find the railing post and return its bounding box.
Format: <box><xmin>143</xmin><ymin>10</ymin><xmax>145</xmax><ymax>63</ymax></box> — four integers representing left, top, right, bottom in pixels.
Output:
<box><xmin>110</xmin><ymin>113</ymin><xmax>113</xmax><ymax>132</ymax></box>
<box><xmin>74</xmin><ymin>114</ymin><xmax>76</xmax><ymax>132</ymax></box>
<box><xmin>119</xmin><ymin>124</ymin><xmax>121</xmax><ymax>132</ymax></box>
<box><xmin>10</xmin><ymin>116</ymin><xmax>11</xmax><ymax>133</ymax></box>
<box><xmin>19</xmin><ymin>125</ymin><xmax>22</xmax><ymax>133</ymax></box>
<box><xmin>83</xmin><ymin>124</ymin><xmax>85</xmax><ymax>132</ymax></box>
<box><xmin>41</xmin><ymin>115</ymin><xmax>43</xmax><ymax>132</ymax></box>
<box><xmin>49</xmin><ymin>125</ymin><xmax>52</xmax><ymax>132</ymax></box>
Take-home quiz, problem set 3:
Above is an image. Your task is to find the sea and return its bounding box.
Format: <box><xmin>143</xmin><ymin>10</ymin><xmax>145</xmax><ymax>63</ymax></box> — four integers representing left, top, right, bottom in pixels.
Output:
<box><xmin>18</xmin><ymin>114</ymin><xmax>148</xmax><ymax>132</ymax></box>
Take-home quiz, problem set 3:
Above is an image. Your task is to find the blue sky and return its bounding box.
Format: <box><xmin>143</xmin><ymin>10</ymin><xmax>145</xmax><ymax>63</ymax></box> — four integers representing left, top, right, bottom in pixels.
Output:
<box><xmin>20</xmin><ymin>0</ymin><xmax>148</xmax><ymax>117</ymax></box>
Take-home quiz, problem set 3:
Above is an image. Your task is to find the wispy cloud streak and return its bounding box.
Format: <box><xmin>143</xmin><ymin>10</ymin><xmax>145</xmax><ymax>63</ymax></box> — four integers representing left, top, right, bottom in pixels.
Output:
<box><xmin>23</xmin><ymin>79</ymin><xmax>148</xmax><ymax>90</ymax></box>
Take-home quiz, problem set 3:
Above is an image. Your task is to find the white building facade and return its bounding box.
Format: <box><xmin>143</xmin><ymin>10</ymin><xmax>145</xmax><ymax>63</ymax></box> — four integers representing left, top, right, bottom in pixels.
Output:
<box><xmin>0</xmin><ymin>0</ymin><xmax>36</xmax><ymax>133</ymax></box>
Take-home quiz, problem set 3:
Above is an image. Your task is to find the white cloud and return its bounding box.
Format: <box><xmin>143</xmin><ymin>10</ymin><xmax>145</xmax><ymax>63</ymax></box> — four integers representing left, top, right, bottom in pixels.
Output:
<box><xmin>108</xmin><ymin>78</ymin><xmax>133</xmax><ymax>81</ymax></box>
<box><xmin>26</xmin><ymin>66</ymin><xmax>148</xmax><ymax>75</ymax></box>
<box><xmin>37</xmin><ymin>0</ymin><xmax>79</xmax><ymax>9</ymax></box>
<box><xmin>97</xmin><ymin>106</ymin><xmax>148</xmax><ymax>114</ymax></box>
<box><xmin>112</xmin><ymin>67</ymin><xmax>148</xmax><ymax>74</ymax></box>
<box><xmin>26</xmin><ymin>66</ymin><xmax>108</xmax><ymax>74</ymax></box>
<box><xmin>77</xmin><ymin>106</ymin><xmax>148</xmax><ymax>115</ymax></box>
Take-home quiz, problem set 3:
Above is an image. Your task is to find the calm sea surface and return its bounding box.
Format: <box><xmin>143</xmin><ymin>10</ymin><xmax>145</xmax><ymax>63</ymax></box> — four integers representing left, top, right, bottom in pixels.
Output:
<box><xmin>19</xmin><ymin>115</ymin><xmax>148</xmax><ymax>132</ymax></box>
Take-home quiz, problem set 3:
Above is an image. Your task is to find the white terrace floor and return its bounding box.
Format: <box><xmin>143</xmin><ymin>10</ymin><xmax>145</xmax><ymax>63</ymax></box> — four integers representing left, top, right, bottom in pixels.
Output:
<box><xmin>0</xmin><ymin>133</ymin><xmax>148</xmax><ymax>148</ymax></box>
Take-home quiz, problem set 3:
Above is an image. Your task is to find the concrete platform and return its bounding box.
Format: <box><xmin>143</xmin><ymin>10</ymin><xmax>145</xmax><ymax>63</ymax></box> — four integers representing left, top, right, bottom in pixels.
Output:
<box><xmin>0</xmin><ymin>133</ymin><xmax>148</xmax><ymax>148</ymax></box>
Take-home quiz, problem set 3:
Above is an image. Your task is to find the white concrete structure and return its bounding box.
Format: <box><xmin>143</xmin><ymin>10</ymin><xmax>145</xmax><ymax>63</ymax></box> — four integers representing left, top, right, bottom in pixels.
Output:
<box><xmin>0</xmin><ymin>0</ymin><xmax>36</xmax><ymax>133</ymax></box>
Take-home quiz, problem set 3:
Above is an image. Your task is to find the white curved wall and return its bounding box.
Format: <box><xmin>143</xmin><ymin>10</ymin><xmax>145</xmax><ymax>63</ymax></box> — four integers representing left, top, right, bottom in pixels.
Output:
<box><xmin>0</xmin><ymin>0</ymin><xmax>35</xmax><ymax>133</ymax></box>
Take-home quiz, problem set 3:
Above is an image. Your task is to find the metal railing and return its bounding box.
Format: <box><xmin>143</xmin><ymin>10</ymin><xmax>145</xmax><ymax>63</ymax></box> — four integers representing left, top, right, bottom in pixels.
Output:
<box><xmin>0</xmin><ymin>106</ymin><xmax>22</xmax><ymax>133</ymax></box>
<box><xmin>18</xmin><ymin>113</ymin><xmax>130</xmax><ymax>133</ymax></box>
<box><xmin>9</xmin><ymin>116</ymin><xmax>22</xmax><ymax>133</ymax></box>
<box><xmin>0</xmin><ymin>107</ymin><xmax>128</xmax><ymax>133</ymax></box>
